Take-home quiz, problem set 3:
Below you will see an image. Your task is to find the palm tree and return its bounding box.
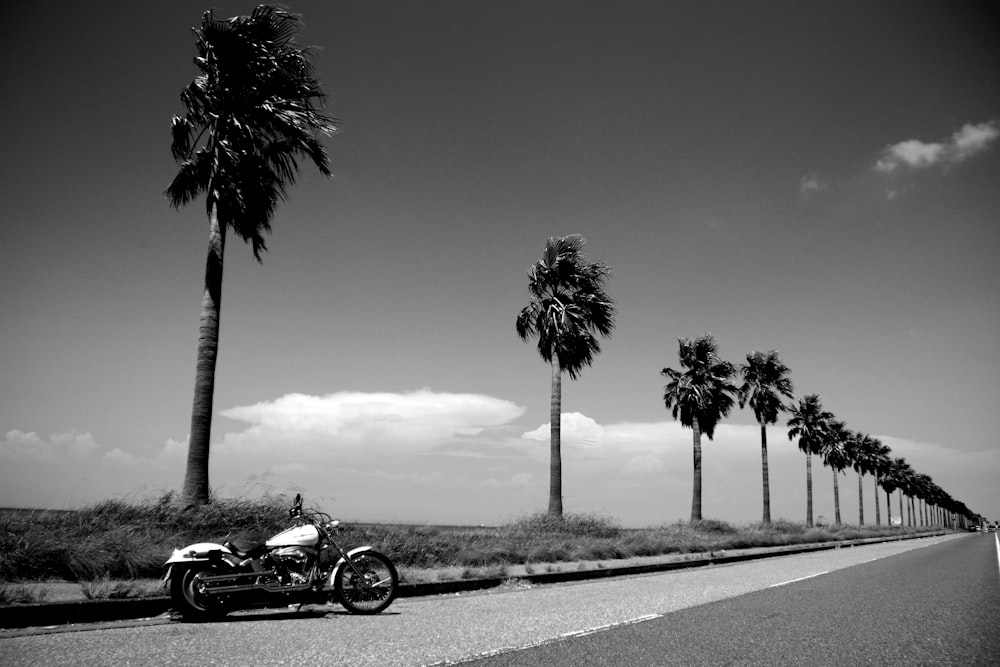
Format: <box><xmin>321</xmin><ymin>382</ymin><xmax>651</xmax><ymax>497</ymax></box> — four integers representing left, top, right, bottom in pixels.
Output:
<box><xmin>913</xmin><ymin>473</ymin><xmax>933</xmax><ymax>526</ymax></box>
<box><xmin>843</xmin><ymin>431</ymin><xmax>862</xmax><ymax>524</ymax></box>
<box><xmin>662</xmin><ymin>334</ymin><xmax>737</xmax><ymax>522</ymax></box>
<box><xmin>878</xmin><ymin>457</ymin><xmax>901</xmax><ymax>525</ymax></box>
<box><xmin>870</xmin><ymin>439</ymin><xmax>892</xmax><ymax>526</ymax></box>
<box><xmin>821</xmin><ymin>420</ymin><xmax>851</xmax><ymax>526</ymax></box>
<box><xmin>920</xmin><ymin>475</ymin><xmax>942</xmax><ymax>526</ymax></box>
<box><xmin>786</xmin><ymin>394</ymin><xmax>833</xmax><ymax>527</ymax></box>
<box><xmin>881</xmin><ymin>457</ymin><xmax>911</xmax><ymax>526</ymax></box>
<box><xmin>166</xmin><ymin>6</ymin><xmax>337</xmax><ymax>506</ymax></box>
<box><xmin>737</xmin><ymin>350</ymin><xmax>794</xmax><ymax>524</ymax></box>
<box><xmin>516</xmin><ymin>235</ymin><xmax>615</xmax><ymax>517</ymax></box>
<box><xmin>897</xmin><ymin>460</ymin><xmax>917</xmax><ymax>526</ymax></box>
<box><xmin>892</xmin><ymin>458</ymin><xmax>915</xmax><ymax>526</ymax></box>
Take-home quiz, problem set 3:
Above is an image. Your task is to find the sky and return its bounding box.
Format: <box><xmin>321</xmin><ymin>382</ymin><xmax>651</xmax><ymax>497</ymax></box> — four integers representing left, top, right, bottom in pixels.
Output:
<box><xmin>2</xmin><ymin>1</ymin><xmax>998</xmax><ymax>527</ymax></box>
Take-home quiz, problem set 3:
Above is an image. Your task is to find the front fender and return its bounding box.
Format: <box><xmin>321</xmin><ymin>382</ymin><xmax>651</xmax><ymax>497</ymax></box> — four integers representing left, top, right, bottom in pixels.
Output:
<box><xmin>326</xmin><ymin>546</ymin><xmax>376</xmax><ymax>588</ymax></box>
<box><xmin>164</xmin><ymin>542</ymin><xmax>234</xmax><ymax>565</ymax></box>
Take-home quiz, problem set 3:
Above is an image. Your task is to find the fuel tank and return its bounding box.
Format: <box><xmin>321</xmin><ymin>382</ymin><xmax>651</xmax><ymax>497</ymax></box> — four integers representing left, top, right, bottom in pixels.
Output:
<box><xmin>265</xmin><ymin>524</ymin><xmax>320</xmax><ymax>548</ymax></box>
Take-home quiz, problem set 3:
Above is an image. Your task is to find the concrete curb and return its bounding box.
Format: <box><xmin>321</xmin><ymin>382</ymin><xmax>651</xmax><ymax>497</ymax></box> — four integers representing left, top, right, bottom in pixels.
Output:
<box><xmin>0</xmin><ymin>531</ymin><xmax>946</xmax><ymax>629</ymax></box>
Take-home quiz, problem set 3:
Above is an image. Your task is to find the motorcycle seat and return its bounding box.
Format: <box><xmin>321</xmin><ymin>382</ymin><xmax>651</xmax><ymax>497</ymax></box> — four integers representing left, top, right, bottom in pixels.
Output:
<box><xmin>224</xmin><ymin>541</ymin><xmax>266</xmax><ymax>559</ymax></box>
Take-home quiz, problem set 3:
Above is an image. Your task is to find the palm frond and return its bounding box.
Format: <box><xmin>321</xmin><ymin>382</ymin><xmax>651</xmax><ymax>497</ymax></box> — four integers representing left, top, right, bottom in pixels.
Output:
<box><xmin>661</xmin><ymin>334</ymin><xmax>736</xmax><ymax>438</ymax></box>
<box><xmin>517</xmin><ymin>235</ymin><xmax>616</xmax><ymax>377</ymax></box>
<box><xmin>167</xmin><ymin>4</ymin><xmax>337</xmax><ymax>259</ymax></box>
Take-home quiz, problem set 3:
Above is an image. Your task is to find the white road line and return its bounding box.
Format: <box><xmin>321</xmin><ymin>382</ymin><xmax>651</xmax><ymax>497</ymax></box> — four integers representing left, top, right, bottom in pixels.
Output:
<box><xmin>435</xmin><ymin>614</ymin><xmax>665</xmax><ymax>665</ymax></box>
<box><xmin>559</xmin><ymin>613</ymin><xmax>662</xmax><ymax>639</ymax></box>
<box><xmin>768</xmin><ymin>571</ymin><xmax>829</xmax><ymax>588</ymax></box>
<box><xmin>994</xmin><ymin>533</ymin><xmax>1000</xmax><ymax>581</ymax></box>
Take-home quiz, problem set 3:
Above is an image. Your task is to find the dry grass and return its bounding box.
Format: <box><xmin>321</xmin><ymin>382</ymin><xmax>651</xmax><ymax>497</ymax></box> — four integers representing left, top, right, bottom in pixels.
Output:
<box><xmin>1</xmin><ymin>494</ymin><xmax>938</xmax><ymax>587</ymax></box>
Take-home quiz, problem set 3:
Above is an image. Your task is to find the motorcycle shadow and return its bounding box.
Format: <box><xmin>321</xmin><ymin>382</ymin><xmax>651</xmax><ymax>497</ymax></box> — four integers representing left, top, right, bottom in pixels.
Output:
<box><xmin>177</xmin><ymin>607</ymin><xmax>401</xmax><ymax>623</ymax></box>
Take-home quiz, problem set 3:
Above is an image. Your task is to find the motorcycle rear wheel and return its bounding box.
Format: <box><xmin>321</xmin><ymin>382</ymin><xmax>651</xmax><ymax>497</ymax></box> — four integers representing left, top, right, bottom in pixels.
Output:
<box><xmin>170</xmin><ymin>564</ymin><xmax>229</xmax><ymax>621</ymax></box>
<box><xmin>334</xmin><ymin>551</ymin><xmax>398</xmax><ymax>614</ymax></box>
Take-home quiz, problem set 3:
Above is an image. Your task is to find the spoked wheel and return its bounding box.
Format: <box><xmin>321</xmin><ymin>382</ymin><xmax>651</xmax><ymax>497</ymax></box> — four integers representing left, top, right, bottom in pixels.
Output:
<box><xmin>170</xmin><ymin>564</ymin><xmax>228</xmax><ymax>621</ymax></box>
<box><xmin>334</xmin><ymin>550</ymin><xmax>398</xmax><ymax>614</ymax></box>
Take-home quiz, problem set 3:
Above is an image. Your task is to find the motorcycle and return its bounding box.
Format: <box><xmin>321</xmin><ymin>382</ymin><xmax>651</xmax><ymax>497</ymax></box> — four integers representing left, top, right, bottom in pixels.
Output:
<box><xmin>164</xmin><ymin>494</ymin><xmax>398</xmax><ymax>620</ymax></box>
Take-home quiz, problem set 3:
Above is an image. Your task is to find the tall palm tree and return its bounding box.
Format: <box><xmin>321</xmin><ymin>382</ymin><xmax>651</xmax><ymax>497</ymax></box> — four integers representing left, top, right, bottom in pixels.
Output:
<box><xmin>881</xmin><ymin>457</ymin><xmax>911</xmax><ymax>526</ymax></box>
<box><xmin>919</xmin><ymin>475</ymin><xmax>941</xmax><ymax>526</ymax></box>
<box><xmin>166</xmin><ymin>6</ymin><xmax>337</xmax><ymax>506</ymax></box>
<box><xmin>878</xmin><ymin>457</ymin><xmax>900</xmax><ymax>525</ymax></box>
<box><xmin>516</xmin><ymin>235</ymin><xmax>615</xmax><ymax>517</ymax></box>
<box><xmin>786</xmin><ymin>394</ymin><xmax>833</xmax><ymax>527</ymax></box>
<box><xmin>844</xmin><ymin>433</ymin><xmax>879</xmax><ymax>526</ymax></box>
<box><xmin>896</xmin><ymin>460</ymin><xmax>917</xmax><ymax>526</ymax></box>
<box><xmin>662</xmin><ymin>334</ymin><xmax>737</xmax><ymax>522</ymax></box>
<box><xmin>843</xmin><ymin>431</ymin><xmax>863</xmax><ymax>524</ymax></box>
<box><xmin>737</xmin><ymin>350</ymin><xmax>794</xmax><ymax>524</ymax></box>
<box><xmin>821</xmin><ymin>420</ymin><xmax>851</xmax><ymax>526</ymax></box>
<box><xmin>870</xmin><ymin>439</ymin><xmax>892</xmax><ymax>526</ymax></box>
<box><xmin>913</xmin><ymin>473</ymin><xmax>932</xmax><ymax>526</ymax></box>
<box><xmin>892</xmin><ymin>458</ymin><xmax>915</xmax><ymax>526</ymax></box>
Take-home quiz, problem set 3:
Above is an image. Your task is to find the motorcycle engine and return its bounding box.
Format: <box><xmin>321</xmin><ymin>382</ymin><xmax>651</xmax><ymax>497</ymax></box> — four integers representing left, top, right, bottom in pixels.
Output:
<box><xmin>270</xmin><ymin>547</ymin><xmax>313</xmax><ymax>584</ymax></box>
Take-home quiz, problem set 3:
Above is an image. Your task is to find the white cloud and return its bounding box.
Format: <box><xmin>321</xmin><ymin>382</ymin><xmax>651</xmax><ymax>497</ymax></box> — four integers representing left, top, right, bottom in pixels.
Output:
<box><xmin>1</xmin><ymin>430</ymin><xmax>101</xmax><ymax>461</ymax></box>
<box><xmin>52</xmin><ymin>431</ymin><xmax>100</xmax><ymax>457</ymax></box>
<box><xmin>220</xmin><ymin>389</ymin><xmax>525</xmax><ymax>451</ymax></box>
<box><xmin>4</xmin><ymin>406</ymin><xmax>994</xmax><ymax>527</ymax></box>
<box><xmin>951</xmin><ymin>121</ymin><xmax>1000</xmax><ymax>161</ymax></box>
<box><xmin>875</xmin><ymin>120</ymin><xmax>998</xmax><ymax>173</ymax></box>
<box><xmin>480</xmin><ymin>473</ymin><xmax>535</xmax><ymax>488</ymax></box>
<box><xmin>1</xmin><ymin>430</ymin><xmax>49</xmax><ymax>461</ymax></box>
<box><xmin>522</xmin><ymin>412</ymin><xmax>606</xmax><ymax>446</ymax></box>
<box><xmin>623</xmin><ymin>453</ymin><xmax>665</xmax><ymax>475</ymax></box>
<box><xmin>104</xmin><ymin>448</ymin><xmax>139</xmax><ymax>465</ymax></box>
<box><xmin>799</xmin><ymin>174</ymin><xmax>829</xmax><ymax>198</ymax></box>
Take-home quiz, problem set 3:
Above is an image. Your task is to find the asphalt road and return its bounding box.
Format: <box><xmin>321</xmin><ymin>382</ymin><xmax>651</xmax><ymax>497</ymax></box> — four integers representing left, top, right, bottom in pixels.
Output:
<box><xmin>465</xmin><ymin>531</ymin><xmax>1000</xmax><ymax>666</ymax></box>
<box><xmin>0</xmin><ymin>533</ymin><xmax>993</xmax><ymax>666</ymax></box>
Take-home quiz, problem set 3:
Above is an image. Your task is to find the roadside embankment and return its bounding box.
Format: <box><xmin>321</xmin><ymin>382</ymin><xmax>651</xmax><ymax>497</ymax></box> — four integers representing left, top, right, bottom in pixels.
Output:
<box><xmin>0</xmin><ymin>530</ymin><xmax>946</xmax><ymax>630</ymax></box>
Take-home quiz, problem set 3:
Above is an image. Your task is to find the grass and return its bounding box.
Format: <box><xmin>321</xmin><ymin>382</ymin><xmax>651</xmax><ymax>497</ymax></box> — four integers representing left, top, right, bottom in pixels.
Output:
<box><xmin>0</xmin><ymin>583</ymin><xmax>51</xmax><ymax>604</ymax></box>
<box><xmin>0</xmin><ymin>493</ymin><xmax>942</xmax><ymax>593</ymax></box>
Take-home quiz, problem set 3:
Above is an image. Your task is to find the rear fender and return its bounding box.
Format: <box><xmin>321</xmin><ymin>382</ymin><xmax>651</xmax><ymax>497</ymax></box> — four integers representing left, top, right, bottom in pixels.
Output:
<box><xmin>165</xmin><ymin>542</ymin><xmax>238</xmax><ymax>566</ymax></box>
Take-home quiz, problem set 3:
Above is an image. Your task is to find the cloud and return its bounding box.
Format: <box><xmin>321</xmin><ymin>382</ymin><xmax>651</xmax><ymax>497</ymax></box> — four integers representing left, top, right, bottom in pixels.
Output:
<box><xmin>4</xmin><ymin>406</ymin><xmax>993</xmax><ymax>527</ymax></box>
<box><xmin>799</xmin><ymin>174</ymin><xmax>829</xmax><ymax>198</ymax></box>
<box><xmin>875</xmin><ymin>120</ymin><xmax>999</xmax><ymax>173</ymax></box>
<box><xmin>1</xmin><ymin>430</ymin><xmax>100</xmax><ymax>461</ymax></box>
<box><xmin>522</xmin><ymin>412</ymin><xmax>606</xmax><ymax>446</ymax></box>
<box><xmin>220</xmin><ymin>390</ymin><xmax>525</xmax><ymax>447</ymax></box>
<box><xmin>480</xmin><ymin>473</ymin><xmax>535</xmax><ymax>488</ymax></box>
<box><xmin>208</xmin><ymin>389</ymin><xmax>532</xmax><ymax>489</ymax></box>
<box><xmin>104</xmin><ymin>448</ymin><xmax>139</xmax><ymax>465</ymax></box>
<box><xmin>521</xmin><ymin>414</ymin><xmax>689</xmax><ymax>454</ymax></box>
<box><xmin>623</xmin><ymin>453</ymin><xmax>665</xmax><ymax>475</ymax></box>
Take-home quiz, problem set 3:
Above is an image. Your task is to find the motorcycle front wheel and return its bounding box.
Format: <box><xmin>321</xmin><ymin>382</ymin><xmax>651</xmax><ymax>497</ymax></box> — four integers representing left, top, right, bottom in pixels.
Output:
<box><xmin>170</xmin><ymin>564</ymin><xmax>228</xmax><ymax>621</ymax></box>
<box><xmin>334</xmin><ymin>550</ymin><xmax>398</xmax><ymax>614</ymax></box>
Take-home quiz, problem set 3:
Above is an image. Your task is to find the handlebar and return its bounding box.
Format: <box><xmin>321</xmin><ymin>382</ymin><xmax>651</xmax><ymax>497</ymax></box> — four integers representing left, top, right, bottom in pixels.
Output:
<box><xmin>289</xmin><ymin>496</ymin><xmax>338</xmax><ymax>531</ymax></box>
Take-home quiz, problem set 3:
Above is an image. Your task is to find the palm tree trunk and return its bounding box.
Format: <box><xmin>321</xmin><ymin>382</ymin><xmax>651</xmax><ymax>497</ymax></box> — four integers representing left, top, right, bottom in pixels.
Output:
<box><xmin>548</xmin><ymin>358</ymin><xmax>563</xmax><ymax>518</ymax></box>
<box><xmin>898</xmin><ymin>491</ymin><xmax>904</xmax><ymax>527</ymax></box>
<box><xmin>691</xmin><ymin>417</ymin><xmax>703</xmax><ymax>522</ymax></box>
<box><xmin>885</xmin><ymin>489</ymin><xmax>891</xmax><ymax>525</ymax></box>
<box><xmin>832</xmin><ymin>468</ymin><xmax>841</xmax><ymax>526</ymax></box>
<box><xmin>874</xmin><ymin>474</ymin><xmax>881</xmax><ymax>526</ymax></box>
<box><xmin>857</xmin><ymin>472</ymin><xmax>865</xmax><ymax>525</ymax></box>
<box><xmin>182</xmin><ymin>204</ymin><xmax>225</xmax><ymax>507</ymax></box>
<box><xmin>759</xmin><ymin>423</ymin><xmax>771</xmax><ymax>524</ymax></box>
<box><xmin>805</xmin><ymin>452</ymin><xmax>814</xmax><ymax>528</ymax></box>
